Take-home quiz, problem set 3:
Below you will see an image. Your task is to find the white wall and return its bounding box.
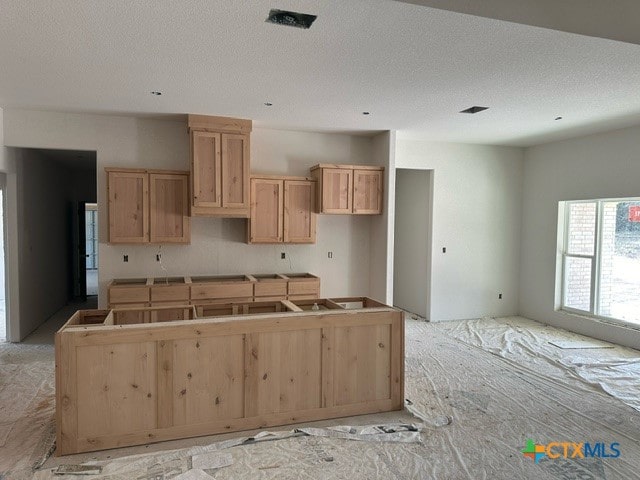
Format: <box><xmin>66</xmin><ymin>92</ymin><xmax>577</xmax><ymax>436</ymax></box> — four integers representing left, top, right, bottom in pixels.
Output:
<box><xmin>15</xmin><ymin>149</ymin><xmax>72</xmax><ymax>338</ymax></box>
<box><xmin>2</xmin><ymin>109</ymin><xmax>377</xmax><ymax>312</ymax></box>
<box><xmin>369</xmin><ymin>131</ymin><xmax>396</xmax><ymax>304</ymax></box>
<box><xmin>521</xmin><ymin>125</ymin><xmax>640</xmax><ymax>349</ymax></box>
<box><xmin>0</xmin><ymin>108</ymin><xmax>22</xmax><ymax>342</ymax></box>
<box><xmin>393</xmin><ymin>169</ymin><xmax>431</xmax><ymax>318</ymax></box>
<box><xmin>395</xmin><ymin>139</ymin><xmax>523</xmax><ymax>321</ymax></box>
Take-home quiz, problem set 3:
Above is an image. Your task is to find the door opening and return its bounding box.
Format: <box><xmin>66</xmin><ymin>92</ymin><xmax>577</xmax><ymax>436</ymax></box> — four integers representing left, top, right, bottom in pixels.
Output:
<box><xmin>85</xmin><ymin>203</ymin><xmax>98</xmax><ymax>296</ymax></box>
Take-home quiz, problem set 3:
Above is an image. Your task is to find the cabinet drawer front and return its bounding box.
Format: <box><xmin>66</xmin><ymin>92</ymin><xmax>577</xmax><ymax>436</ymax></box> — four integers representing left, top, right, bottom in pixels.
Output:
<box><xmin>288</xmin><ymin>280</ymin><xmax>320</xmax><ymax>296</ymax></box>
<box><xmin>150</xmin><ymin>285</ymin><xmax>190</xmax><ymax>302</ymax></box>
<box><xmin>254</xmin><ymin>282</ymin><xmax>287</xmax><ymax>298</ymax></box>
<box><xmin>109</xmin><ymin>287</ymin><xmax>150</xmax><ymax>304</ymax></box>
<box><xmin>287</xmin><ymin>294</ymin><xmax>318</xmax><ymax>301</ymax></box>
<box><xmin>190</xmin><ymin>283</ymin><xmax>254</xmax><ymax>300</ymax></box>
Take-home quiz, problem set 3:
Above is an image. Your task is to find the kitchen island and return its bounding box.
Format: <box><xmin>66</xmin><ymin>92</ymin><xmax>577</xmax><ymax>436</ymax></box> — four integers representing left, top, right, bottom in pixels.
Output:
<box><xmin>55</xmin><ymin>297</ymin><xmax>404</xmax><ymax>455</ymax></box>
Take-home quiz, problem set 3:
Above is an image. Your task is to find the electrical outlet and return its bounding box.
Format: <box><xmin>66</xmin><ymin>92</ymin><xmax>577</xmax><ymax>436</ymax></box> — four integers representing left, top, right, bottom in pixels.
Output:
<box><xmin>281</xmin><ymin>252</ymin><xmax>286</xmax><ymax>259</ymax></box>
<box><xmin>442</xmin><ymin>247</ymin><xmax>446</xmax><ymax>253</ymax></box>
<box><xmin>156</xmin><ymin>254</ymin><xmax>162</xmax><ymax>262</ymax></box>
<box><xmin>498</xmin><ymin>293</ymin><xmax>503</xmax><ymax>299</ymax></box>
<box><xmin>328</xmin><ymin>252</ymin><xmax>333</xmax><ymax>259</ymax></box>
<box><xmin>123</xmin><ymin>255</ymin><xmax>128</xmax><ymax>262</ymax></box>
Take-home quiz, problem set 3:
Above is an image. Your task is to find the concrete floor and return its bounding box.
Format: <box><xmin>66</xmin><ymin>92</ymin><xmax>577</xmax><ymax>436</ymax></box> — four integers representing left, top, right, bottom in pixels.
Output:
<box><xmin>3</xmin><ymin>307</ymin><xmax>640</xmax><ymax>479</ymax></box>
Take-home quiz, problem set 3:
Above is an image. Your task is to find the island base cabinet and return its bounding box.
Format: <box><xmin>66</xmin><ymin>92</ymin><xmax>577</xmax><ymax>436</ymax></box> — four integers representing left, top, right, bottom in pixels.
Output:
<box><xmin>55</xmin><ymin>309</ymin><xmax>403</xmax><ymax>455</ymax></box>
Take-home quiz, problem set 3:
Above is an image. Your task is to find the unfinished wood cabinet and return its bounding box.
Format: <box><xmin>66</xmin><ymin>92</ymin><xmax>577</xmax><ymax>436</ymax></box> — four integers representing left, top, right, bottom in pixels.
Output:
<box><xmin>107</xmin><ymin>168</ymin><xmax>190</xmax><ymax>244</ymax></box>
<box><xmin>248</xmin><ymin>175</ymin><xmax>316</xmax><ymax>244</ymax></box>
<box><xmin>149</xmin><ymin>173</ymin><xmax>190</xmax><ymax>243</ymax></box>
<box><xmin>189</xmin><ymin>115</ymin><xmax>251</xmax><ymax>218</ymax></box>
<box><xmin>249</xmin><ymin>177</ymin><xmax>283</xmax><ymax>243</ymax></box>
<box><xmin>310</xmin><ymin>164</ymin><xmax>383</xmax><ymax>215</ymax></box>
<box><xmin>353</xmin><ymin>168</ymin><xmax>383</xmax><ymax>214</ymax></box>
<box><xmin>55</xmin><ymin>301</ymin><xmax>403</xmax><ymax>454</ymax></box>
<box><xmin>107</xmin><ymin>170</ymin><xmax>149</xmax><ymax>243</ymax></box>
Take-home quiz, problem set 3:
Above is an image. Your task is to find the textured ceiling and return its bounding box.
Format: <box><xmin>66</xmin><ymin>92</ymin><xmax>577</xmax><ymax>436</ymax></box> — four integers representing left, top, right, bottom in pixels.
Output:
<box><xmin>1</xmin><ymin>0</ymin><xmax>640</xmax><ymax>146</ymax></box>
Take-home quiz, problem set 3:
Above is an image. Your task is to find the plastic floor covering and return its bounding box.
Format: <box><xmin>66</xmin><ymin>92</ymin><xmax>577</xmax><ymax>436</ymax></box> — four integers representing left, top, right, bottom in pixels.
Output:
<box><xmin>1</xmin><ymin>316</ymin><xmax>640</xmax><ymax>479</ymax></box>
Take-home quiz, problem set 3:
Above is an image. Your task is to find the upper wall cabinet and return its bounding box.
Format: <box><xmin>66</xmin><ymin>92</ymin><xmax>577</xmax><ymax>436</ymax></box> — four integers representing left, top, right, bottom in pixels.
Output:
<box><xmin>107</xmin><ymin>168</ymin><xmax>190</xmax><ymax>244</ymax></box>
<box><xmin>310</xmin><ymin>164</ymin><xmax>384</xmax><ymax>215</ymax></box>
<box><xmin>248</xmin><ymin>175</ymin><xmax>316</xmax><ymax>244</ymax></box>
<box><xmin>188</xmin><ymin>114</ymin><xmax>251</xmax><ymax>218</ymax></box>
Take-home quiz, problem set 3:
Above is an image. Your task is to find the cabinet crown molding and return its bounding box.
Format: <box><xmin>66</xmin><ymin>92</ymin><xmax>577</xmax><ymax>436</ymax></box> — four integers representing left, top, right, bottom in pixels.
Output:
<box><xmin>188</xmin><ymin>114</ymin><xmax>252</xmax><ymax>134</ymax></box>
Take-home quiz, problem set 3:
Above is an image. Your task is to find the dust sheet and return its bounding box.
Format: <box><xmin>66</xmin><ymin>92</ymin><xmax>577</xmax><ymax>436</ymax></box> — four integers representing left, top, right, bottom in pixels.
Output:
<box><xmin>4</xmin><ymin>318</ymin><xmax>640</xmax><ymax>479</ymax></box>
<box><xmin>435</xmin><ymin>316</ymin><xmax>640</xmax><ymax>412</ymax></box>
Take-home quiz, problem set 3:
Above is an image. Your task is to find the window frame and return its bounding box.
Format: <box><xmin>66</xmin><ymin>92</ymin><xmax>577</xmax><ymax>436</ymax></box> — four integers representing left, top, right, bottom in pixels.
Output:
<box><xmin>559</xmin><ymin>197</ymin><xmax>640</xmax><ymax>326</ymax></box>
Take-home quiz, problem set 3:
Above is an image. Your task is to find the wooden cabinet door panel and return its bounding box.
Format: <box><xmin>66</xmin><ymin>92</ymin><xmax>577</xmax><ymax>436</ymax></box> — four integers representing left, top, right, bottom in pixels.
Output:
<box><xmin>169</xmin><ymin>336</ymin><xmax>245</xmax><ymax>426</ymax></box>
<box><xmin>244</xmin><ymin>329</ymin><xmax>322</xmax><ymax>416</ymax></box>
<box><xmin>76</xmin><ymin>342</ymin><xmax>157</xmax><ymax>438</ymax></box>
<box><xmin>353</xmin><ymin>169</ymin><xmax>383</xmax><ymax>214</ymax></box>
<box><xmin>149</xmin><ymin>173</ymin><xmax>190</xmax><ymax>243</ymax></box>
<box><xmin>333</xmin><ymin>324</ymin><xmax>391</xmax><ymax>406</ymax></box>
<box><xmin>249</xmin><ymin>178</ymin><xmax>283</xmax><ymax>243</ymax></box>
<box><xmin>283</xmin><ymin>180</ymin><xmax>316</xmax><ymax>243</ymax></box>
<box><xmin>108</xmin><ymin>171</ymin><xmax>149</xmax><ymax>243</ymax></box>
<box><xmin>221</xmin><ymin>134</ymin><xmax>249</xmax><ymax>208</ymax></box>
<box><xmin>321</xmin><ymin>168</ymin><xmax>352</xmax><ymax>213</ymax></box>
<box><xmin>192</xmin><ymin>131</ymin><xmax>222</xmax><ymax>208</ymax></box>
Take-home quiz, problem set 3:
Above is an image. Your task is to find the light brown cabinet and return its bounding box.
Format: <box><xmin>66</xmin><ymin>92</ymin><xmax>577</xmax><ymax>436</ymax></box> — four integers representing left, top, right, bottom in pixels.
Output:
<box><xmin>248</xmin><ymin>175</ymin><xmax>316</xmax><ymax>244</ymax></box>
<box><xmin>188</xmin><ymin>115</ymin><xmax>251</xmax><ymax>217</ymax></box>
<box><xmin>107</xmin><ymin>168</ymin><xmax>190</xmax><ymax>244</ymax></box>
<box><xmin>310</xmin><ymin>164</ymin><xmax>383</xmax><ymax>215</ymax></box>
<box><xmin>108</xmin><ymin>273</ymin><xmax>321</xmax><ymax>307</ymax></box>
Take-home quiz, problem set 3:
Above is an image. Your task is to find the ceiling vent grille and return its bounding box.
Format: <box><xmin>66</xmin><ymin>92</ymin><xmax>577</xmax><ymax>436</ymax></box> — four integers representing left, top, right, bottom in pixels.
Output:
<box><xmin>460</xmin><ymin>106</ymin><xmax>489</xmax><ymax>114</ymax></box>
<box><xmin>266</xmin><ymin>9</ymin><xmax>317</xmax><ymax>29</ymax></box>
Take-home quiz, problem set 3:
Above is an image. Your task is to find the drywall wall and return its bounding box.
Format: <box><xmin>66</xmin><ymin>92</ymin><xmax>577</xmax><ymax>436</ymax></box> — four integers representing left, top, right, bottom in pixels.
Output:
<box><xmin>395</xmin><ymin>139</ymin><xmax>523</xmax><ymax>321</ymax></box>
<box><xmin>369</xmin><ymin>131</ymin><xmax>396</xmax><ymax>304</ymax></box>
<box><xmin>15</xmin><ymin>149</ymin><xmax>72</xmax><ymax>338</ymax></box>
<box><xmin>393</xmin><ymin>169</ymin><xmax>431</xmax><ymax>318</ymax></box>
<box><xmin>0</xmin><ymin>108</ymin><xmax>21</xmax><ymax>342</ymax></box>
<box><xmin>2</xmin><ymin>109</ymin><xmax>377</xmax><ymax>311</ymax></box>
<box><xmin>521</xmin><ymin>125</ymin><xmax>640</xmax><ymax>349</ymax></box>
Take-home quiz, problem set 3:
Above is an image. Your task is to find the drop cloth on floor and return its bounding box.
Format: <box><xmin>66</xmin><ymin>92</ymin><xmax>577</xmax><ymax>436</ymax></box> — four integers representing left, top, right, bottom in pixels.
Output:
<box><xmin>435</xmin><ymin>316</ymin><xmax>640</xmax><ymax>412</ymax></box>
<box><xmin>25</xmin><ymin>318</ymin><xmax>640</xmax><ymax>480</ymax></box>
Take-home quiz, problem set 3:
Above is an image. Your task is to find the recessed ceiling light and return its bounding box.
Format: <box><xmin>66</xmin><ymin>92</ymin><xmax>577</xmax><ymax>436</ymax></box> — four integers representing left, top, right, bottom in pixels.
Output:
<box><xmin>460</xmin><ymin>106</ymin><xmax>489</xmax><ymax>114</ymax></box>
<box><xmin>264</xmin><ymin>102</ymin><xmax>273</xmax><ymax>106</ymax></box>
<box><xmin>555</xmin><ymin>116</ymin><xmax>563</xmax><ymax>120</ymax></box>
<box><xmin>266</xmin><ymin>9</ymin><xmax>317</xmax><ymax>29</ymax></box>
<box><xmin>151</xmin><ymin>91</ymin><xmax>162</xmax><ymax>96</ymax></box>
<box><xmin>362</xmin><ymin>111</ymin><xmax>370</xmax><ymax>115</ymax></box>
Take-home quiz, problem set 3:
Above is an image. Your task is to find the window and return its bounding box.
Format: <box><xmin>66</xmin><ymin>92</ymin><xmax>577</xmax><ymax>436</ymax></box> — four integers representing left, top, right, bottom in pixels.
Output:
<box><xmin>560</xmin><ymin>198</ymin><xmax>640</xmax><ymax>325</ymax></box>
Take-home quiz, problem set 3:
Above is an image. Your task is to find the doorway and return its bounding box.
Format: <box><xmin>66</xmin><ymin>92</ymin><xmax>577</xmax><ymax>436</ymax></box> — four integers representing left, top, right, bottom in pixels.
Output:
<box><xmin>85</xmin><ymin>203</ymin><xmax>98</xmax><ymax>296</ymax></box>
<box><xmin>393</xmin><ymin>169</ymin><xmax>432</xmax><ymax>319</ymax></box>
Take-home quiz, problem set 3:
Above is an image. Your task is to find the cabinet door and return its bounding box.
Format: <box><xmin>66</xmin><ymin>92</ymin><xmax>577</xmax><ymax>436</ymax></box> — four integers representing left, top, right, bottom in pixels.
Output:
<box><xmin>284</xmin><ymin>180</ymin><xmax>316</xmax><ymax>243</ymax></box>
<box><xmin>149</xmin><ymin>173</ymin><xmax>190</xmax><ymax>243</ymax></box>
<box><xmin>108</xmin><ymin>171</ymin><xmax>149</xmax><ymax>243</ymax></box>
<box><xmin>192</xmin><ymin>131</ymin><xmax>222</xmax><ymax>209</ymax></box>
<box><xmin>353</xmin><ymin>169</ymin><xmax>383</xmax><ymax>214</ymax></box>
<box><xmin>321</xmin><ymin>168</ymin><xmax>352</xmax><ymax>214</ymax></box>
<box><xmin>249</xmin><ymin>178</ymin><xmax>283</xmax><ymax>243</ymax></box>
<box><xmin>221</xmin><ymin>134</ymin><xmax>249</xmax><ymax>209</ymax></box>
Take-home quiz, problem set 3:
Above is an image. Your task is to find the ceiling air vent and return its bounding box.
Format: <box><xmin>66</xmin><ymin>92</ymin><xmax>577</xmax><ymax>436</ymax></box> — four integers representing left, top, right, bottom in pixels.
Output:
<box><xmin>266</xmin><ymin>9</ymin><xmax>317</xmax><ymax>29</ymax></box>
<box><xmin>460</xmin><ymin>106</ymin><xmax>489</xmax><ymax>114</ymax></box>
